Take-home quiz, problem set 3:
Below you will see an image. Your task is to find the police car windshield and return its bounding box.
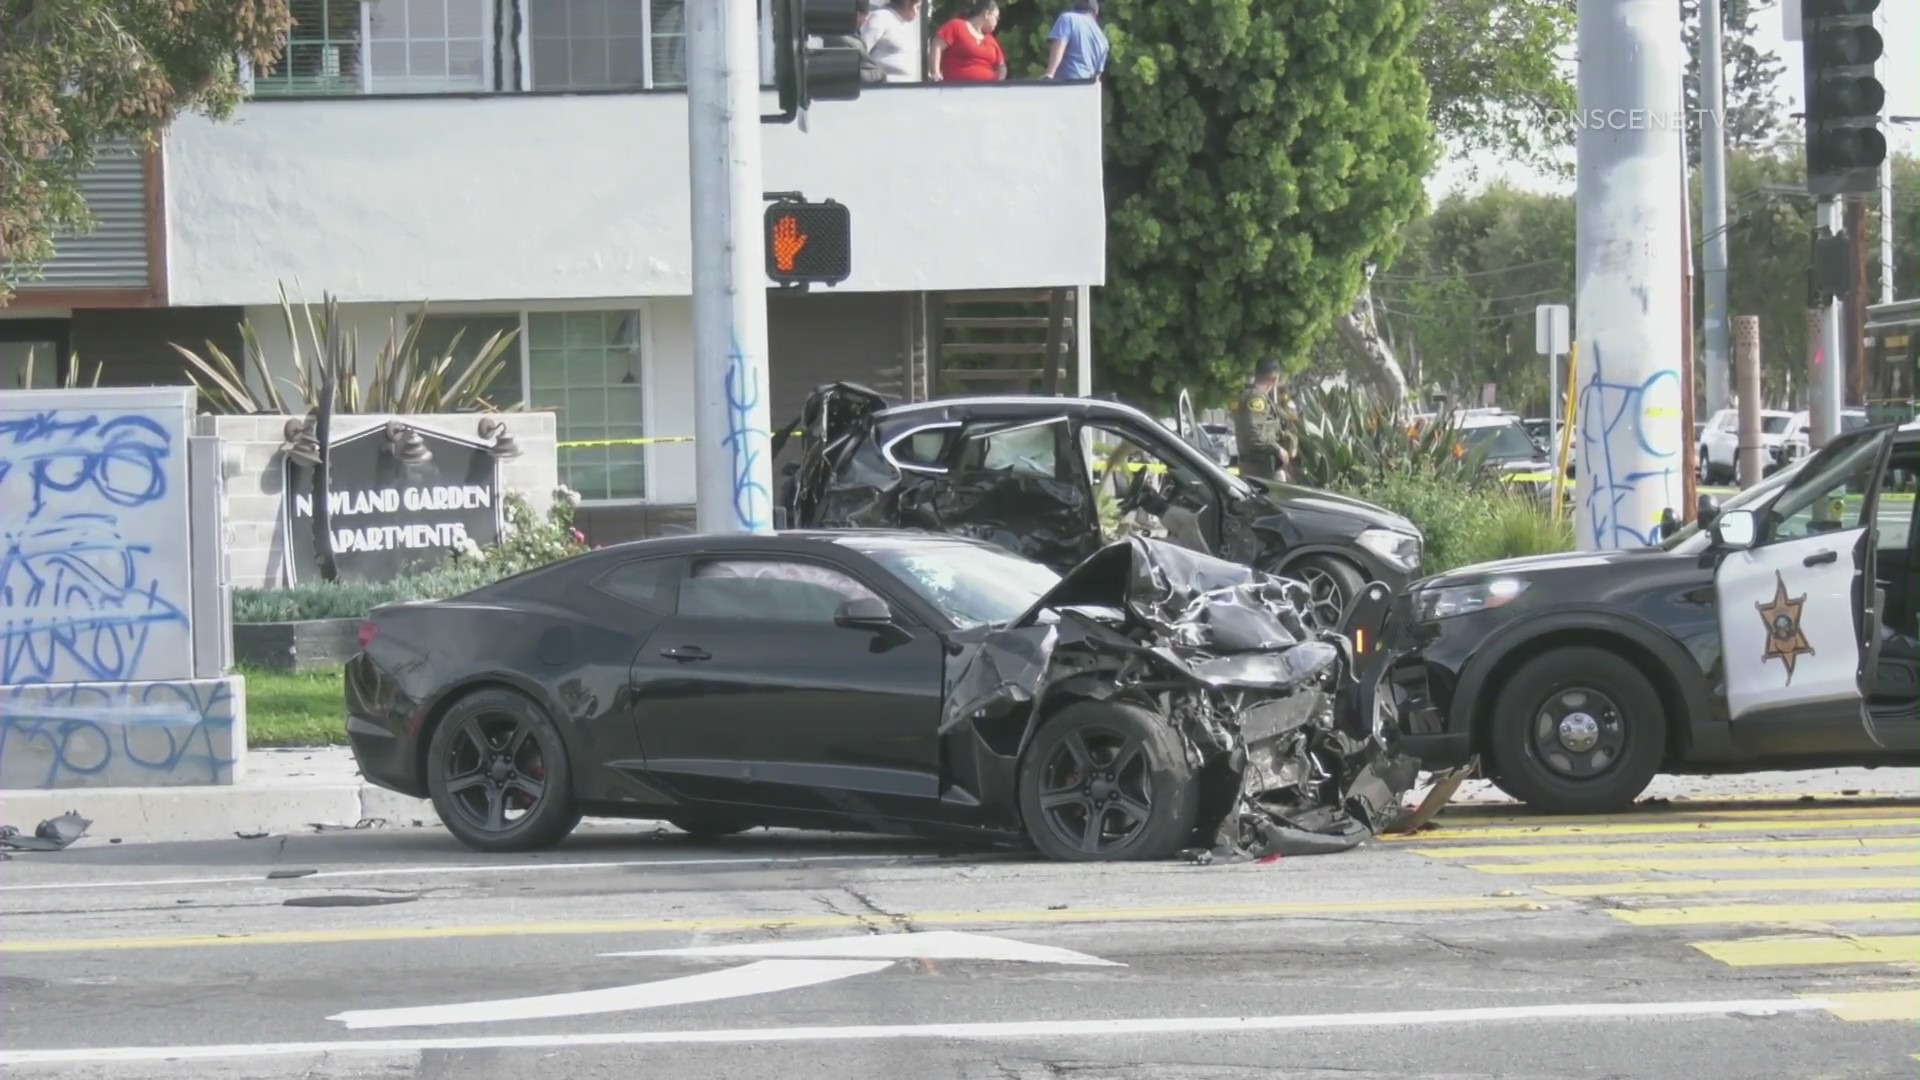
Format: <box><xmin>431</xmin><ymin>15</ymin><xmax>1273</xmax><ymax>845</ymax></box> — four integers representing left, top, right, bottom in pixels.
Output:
<box><xmin>1659</xmin><ymin>460</ymin><xmax>1801</xmax><ymax>549</ymax></box>
<box><xmin>1461</xmin><ymin>422</ymin><xmax>1539</xmax><ymax>460</ymax></box>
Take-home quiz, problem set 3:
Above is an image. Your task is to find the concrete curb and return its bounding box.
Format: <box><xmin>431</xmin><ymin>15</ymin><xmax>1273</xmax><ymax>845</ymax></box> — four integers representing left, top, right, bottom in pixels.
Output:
<box><xmin>0</xmin><ymin>785</ymin><xmax>440</xmax><ymax>845</ymax></box>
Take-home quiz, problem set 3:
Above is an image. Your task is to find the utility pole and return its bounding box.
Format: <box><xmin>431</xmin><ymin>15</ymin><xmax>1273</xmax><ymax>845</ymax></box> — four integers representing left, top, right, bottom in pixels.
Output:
<box><xmin>1810</xmin><ymin>197</ymin><xmax>1847</xmax><ymax>446</ymax></box>
<box><xmin>1881</xmin><ymin>158</ymin><xmax>1896</xmax><ymax>304</ymax></box>
<box><xmin>1734</xmin><ymin>315</ymin><xmax>1765</xmax><ymax>487</ymax></box>
<box><xmin>688</xmin><ymin>0</ymin><xmax>776</xmax><ymax>535</ymax></box>
<box><xmin>1572</xmin><ymin>0</ymin><xmax>1687</xmax><ymax>550</ymax></box>
<box><xmin>1846</xmin><ymin>197</ymin><xmax>1868</xmax><ymax>403</ymax></box>
<box><xmin>1699</xmin><ymin>0</ymin><xmax>1733</xmax><ymax>413</ymax></box>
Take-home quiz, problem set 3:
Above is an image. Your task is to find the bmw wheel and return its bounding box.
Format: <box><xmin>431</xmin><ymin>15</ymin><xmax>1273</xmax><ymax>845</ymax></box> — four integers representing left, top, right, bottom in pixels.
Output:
<box><xmin>1486</xmin><ymin>646</ymin><xmax>1666</xmax><ymax>814</ymax></box>
<box><xmin>1287</xmin><ymin>554</ymin><xmax>1368</xmax><ymax>634</ymax></box>
<box><xmin>1017</xmin><ymin>702</ymin><xmax>1199</xmax><ymax>862</ymax></box>
<box><xmin>426</xmin><ymin>688</ymin><xmax>581</xmax><ymax>853</ymax></box>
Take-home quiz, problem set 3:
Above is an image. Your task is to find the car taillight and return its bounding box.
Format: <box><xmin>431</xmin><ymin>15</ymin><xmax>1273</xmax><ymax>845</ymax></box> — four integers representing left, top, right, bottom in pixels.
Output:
<box><xmin>357</xmin><ymin>621</ymin><xmax>380</xmax><ymax>649</ymax></box>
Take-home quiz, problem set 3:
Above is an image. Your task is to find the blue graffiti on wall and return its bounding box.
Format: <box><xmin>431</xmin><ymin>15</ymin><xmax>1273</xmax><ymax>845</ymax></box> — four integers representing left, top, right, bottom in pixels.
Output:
<box><xmin>723</xmin><ymin>335</ymin><xmax>772</xmax><ymax>531</ymax></box>
<box><xmin>0</xmin><ymin>680</ymin><xmax>236</xmax><ymax>788</ymax></box>
<box><xmin>1576</xmin><ymin>344</ymin><xmax>1681</xmax><ymax>549</ymax></box>
<box><xmin>0</xmin><ymin>412</ymin><xmax>186</xmax><ymax>684</ymax></box>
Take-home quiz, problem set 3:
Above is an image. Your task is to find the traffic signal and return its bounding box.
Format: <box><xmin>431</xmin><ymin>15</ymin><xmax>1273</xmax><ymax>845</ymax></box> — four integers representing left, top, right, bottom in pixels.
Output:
<box><xmin>1801</xmin><ymin>0</ymin><xmax>1886</xmax><ymax>197</ymax></box>
<box><xmin>772</xmin><ymin>0</ymin><xmax>863</xmax><ymax>120</ymax></box>
<box><xmin>764</xmin><ymin>200</ymin><xmax>852</xmax><ymax>287</ymax></box>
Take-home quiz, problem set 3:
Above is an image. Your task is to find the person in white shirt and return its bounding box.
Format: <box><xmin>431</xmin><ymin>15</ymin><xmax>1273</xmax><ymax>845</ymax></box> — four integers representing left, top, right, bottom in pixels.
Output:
<box><xmin>859</xmin><ymin>0</ymin><xmax>924</xmax><ymax>82</ymax></box>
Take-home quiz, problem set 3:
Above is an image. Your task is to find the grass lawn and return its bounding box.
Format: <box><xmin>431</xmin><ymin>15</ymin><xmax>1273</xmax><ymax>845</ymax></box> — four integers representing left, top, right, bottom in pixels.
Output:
<box><xmin>241</xmin><ymin>665</ymin><xmax>348</xmax><ymax>747</ymax></box>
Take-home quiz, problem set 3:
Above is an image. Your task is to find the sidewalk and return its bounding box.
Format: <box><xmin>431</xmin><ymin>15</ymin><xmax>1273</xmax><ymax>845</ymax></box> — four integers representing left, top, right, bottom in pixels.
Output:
<box><xmin>2</xmin><ymin>747</ymin><xmax>1913</xmax><ymax>847</ymax></box>
<box><xmin>0</xmin><ymin>747</ymin><xmax>438</xmax><ymax>845</ymax></box>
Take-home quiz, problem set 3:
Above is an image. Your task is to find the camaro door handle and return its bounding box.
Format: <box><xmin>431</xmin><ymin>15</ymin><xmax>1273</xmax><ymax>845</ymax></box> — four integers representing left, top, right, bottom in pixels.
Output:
<box><xmin>659</xmin><ymin>645</ymin><xmax>712</xmax><ymax>662</ymax></box>
<box><xmin>1803</xmin><ymin>550</ymin><xmax>1838</xmax><ymax>567</ymax></box>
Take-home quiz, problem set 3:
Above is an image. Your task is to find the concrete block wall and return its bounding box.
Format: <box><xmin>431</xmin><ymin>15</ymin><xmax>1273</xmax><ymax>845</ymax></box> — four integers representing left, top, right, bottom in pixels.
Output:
<box><xmin>200</xmin><ymin>411</ymin><xmax>558</xmax><ymax>588</ymax></box>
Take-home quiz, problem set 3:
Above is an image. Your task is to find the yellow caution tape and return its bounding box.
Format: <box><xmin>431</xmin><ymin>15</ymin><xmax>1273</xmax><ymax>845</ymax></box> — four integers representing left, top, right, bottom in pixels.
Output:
<box><xmin>558</xmin><ymin>430</ymin><xmax>806</xmax><ymax>449</ymax></box>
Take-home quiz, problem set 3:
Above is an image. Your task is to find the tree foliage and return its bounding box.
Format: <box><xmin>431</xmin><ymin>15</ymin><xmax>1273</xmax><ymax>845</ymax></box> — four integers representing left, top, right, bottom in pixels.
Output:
<box><xmin>1416</xmin><ymin>0</ymin><xmax>1575</xmax><ymax>172</ymax></box>
<box><xmin>1680</xmin><ymin>0</ymin><xmax>1786</xmax><ymax>166</ymax></box>
<box><xmin>1376</xmin><ymin>150</ymin><xmax>1920</xmax><ymax>411</ymax></box>
<box><xmin>0</xmin><ymin>0</ymin><xmax>289</xmax><ymax>302</ymax></box>
<box><xmin>990</xmin><ymin>0</ymin><xmax>1434</xmax><ymax>406</ymax></box>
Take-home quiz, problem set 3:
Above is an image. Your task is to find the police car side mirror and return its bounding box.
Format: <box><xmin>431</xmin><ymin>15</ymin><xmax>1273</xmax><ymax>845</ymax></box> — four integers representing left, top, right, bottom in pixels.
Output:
<box><xmin>1713</xmin><ymin>509</ymin><xmax>1757</xmax><ymax>550</ymax></box>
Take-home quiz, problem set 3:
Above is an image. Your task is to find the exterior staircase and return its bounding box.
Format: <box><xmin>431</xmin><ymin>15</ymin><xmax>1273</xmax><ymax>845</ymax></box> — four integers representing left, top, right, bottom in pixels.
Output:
<box><xmin>929</xmin><ymin>288</ymin><xmax>1078</xmax><ymax>397</ymax></box>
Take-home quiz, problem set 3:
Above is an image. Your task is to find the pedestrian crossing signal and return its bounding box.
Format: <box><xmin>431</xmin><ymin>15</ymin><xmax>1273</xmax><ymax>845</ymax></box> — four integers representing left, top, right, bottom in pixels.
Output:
<box><xmin>764</xmin><ymin>200</ymin><xmax>851</xmax><ymax>287</ymax></box>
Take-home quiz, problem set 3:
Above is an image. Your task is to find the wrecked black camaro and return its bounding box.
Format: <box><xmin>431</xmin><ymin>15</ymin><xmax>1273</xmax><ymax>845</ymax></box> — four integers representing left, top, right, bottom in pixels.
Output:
<box><xmin>345</xmin><ymin>529</ymin><xmax>1423</xmax><ymax>860</ymax></box>
<box><xmin>774</xmin><ymin>383</ymin><xmax>1426</xmax><ymax>632</ymax></box>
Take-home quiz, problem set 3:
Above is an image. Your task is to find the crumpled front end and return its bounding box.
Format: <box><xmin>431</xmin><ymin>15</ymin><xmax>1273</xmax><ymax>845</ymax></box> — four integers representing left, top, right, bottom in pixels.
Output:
<box><xmin>946</xmin><ymin>536</ymin><xmax>1423</xmax><ymax>859</ymax></box>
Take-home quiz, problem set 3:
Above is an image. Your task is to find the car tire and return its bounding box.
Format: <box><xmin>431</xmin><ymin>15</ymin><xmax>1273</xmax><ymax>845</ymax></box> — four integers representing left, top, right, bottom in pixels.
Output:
<box><xmin>1018</xmin><ymin>701</ymin><xmax>1200</xmax><ymax>862</ymax></box>
<box><xmin>1485</xmin><ymin>646</ymin><xmax>1665</xmax><ymax>814</ymax></box>
<box><xmin>667</xmin><ymin>813</ymin><xmax>751</xmax><ymax>839</ymax></box>
<box><xmin>426</xmin><ymin>687</ymin><xmax>581</xmax><ymax>853</ymax></box>
<box><xmin>1285</xmin><ymin>554</ymin><xmax>1369</xmax><ymax>634</ymax></box>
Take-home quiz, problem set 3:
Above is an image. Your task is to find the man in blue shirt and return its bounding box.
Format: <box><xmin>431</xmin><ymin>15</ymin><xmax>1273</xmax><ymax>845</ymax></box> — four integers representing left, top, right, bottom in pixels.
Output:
<box><xmin>1043</xmin><ymin>0</ymin><xmax>1108</xmax><ymax>81</ymax></box>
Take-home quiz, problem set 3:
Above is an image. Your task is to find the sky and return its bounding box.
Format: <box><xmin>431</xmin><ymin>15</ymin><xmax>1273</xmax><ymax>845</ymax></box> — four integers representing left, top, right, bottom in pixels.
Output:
<box><xmin>1426</xmin><ymin>2</ymin><xmax>1920</xmax><ymax>198</ymax></box>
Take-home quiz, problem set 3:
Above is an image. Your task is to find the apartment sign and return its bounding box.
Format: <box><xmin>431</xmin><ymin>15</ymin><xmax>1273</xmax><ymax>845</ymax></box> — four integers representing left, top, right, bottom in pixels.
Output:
<box><xmin>283</xmin><ymin>425</ymin><xmax>503</xmax><ymax>583</ymax></box>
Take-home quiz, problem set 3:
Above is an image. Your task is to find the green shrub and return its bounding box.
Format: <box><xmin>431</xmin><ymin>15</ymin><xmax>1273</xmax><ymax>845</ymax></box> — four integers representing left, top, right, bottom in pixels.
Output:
<box><xmin>1286</xmin><ymin>385</ymin><xmax>1477</xmax><ymax>490</ymax></box>
<box><xmin>1339</xmin><ymin>471</ymin><xmax>1572</xmax><ymax>576</ymax></box>
<box><xmin>232</xmin><ymin>489</ymin><xmax>589</xmax><ymax>623</ymax></box>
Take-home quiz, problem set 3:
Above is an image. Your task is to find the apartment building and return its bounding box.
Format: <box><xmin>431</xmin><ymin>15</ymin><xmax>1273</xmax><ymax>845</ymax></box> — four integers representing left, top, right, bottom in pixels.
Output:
<box><xmin>1</xmin><ymin>0</ymin><xmax>1106</xmax><ymax>541</ymax></box>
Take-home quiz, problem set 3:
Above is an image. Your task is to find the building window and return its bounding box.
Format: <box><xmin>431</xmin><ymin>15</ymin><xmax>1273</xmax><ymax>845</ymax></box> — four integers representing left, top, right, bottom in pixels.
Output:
<box><xmin>528</xmin><ymin>311</ymin><xmax>646</xmax><ymax>502</ymax></box>
<box><xmin>648</xmin><ymin>0</ymin><xmax>686</xmax><ymax>87</ymax></box>
<box><xmin>367</xmin><ymin>0</ymin><xmax>491</xmax><ymax>93</ymax></box>
<box><xmin>255</xmin><ymin>0</ymin><xmax>367</xmax><ymax>95</ymax></box>
<box><xmin>412</xmin><ymin>314</ymin><xmax>525</xmax><ymax>409</ymax></box>
<box><xmin>528</xmin><ymin>0</ymin><xmax>645</xmax><ymax>90</ymax></box>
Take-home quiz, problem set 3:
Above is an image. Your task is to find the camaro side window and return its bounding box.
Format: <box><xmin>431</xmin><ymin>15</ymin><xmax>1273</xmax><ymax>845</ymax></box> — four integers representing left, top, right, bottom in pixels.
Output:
<box><xmin>680</xmin><ymin>558</ymin><xmax>879</xmax><ymax>623</ymax></box>
<box><xmin>1764</xmin><ymin>438</ymin><xmax>1883</xmax><ymax>543</ymax></box>
<box><xmin>597</xmin><ymin>557</ymin><xmax>677</xmax><ymax>611</ymax></box>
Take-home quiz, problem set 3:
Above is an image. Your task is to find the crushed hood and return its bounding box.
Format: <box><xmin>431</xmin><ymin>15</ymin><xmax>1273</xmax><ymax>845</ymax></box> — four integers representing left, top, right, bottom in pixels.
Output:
<box><xmin>948</xmin><ymin>536</ymin><xmax>1422</xmax><ymax>860</ymax></box>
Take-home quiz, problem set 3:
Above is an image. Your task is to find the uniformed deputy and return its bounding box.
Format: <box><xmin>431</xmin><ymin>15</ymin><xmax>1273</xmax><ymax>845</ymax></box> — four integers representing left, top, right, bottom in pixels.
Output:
<box><xmin>1231</xmin><ymin>358</ymin><xmax>1288</xmax><ymax>480</ymax></box>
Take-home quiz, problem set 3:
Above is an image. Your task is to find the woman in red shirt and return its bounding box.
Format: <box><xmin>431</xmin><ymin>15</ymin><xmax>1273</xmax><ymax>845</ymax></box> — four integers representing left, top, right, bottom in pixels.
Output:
<box><xmin>930</xmin><ymin>1</ymin><xmax>1006</xmax><ymax>82</ymax></box>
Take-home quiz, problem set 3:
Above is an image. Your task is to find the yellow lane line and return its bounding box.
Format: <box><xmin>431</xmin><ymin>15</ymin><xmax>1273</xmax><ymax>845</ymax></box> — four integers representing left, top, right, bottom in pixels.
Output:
<box><xmin>0</xmin><ymin>896</ymin><xmax>1552</xmax><ymax>956</ymax></box>
<box><xmin>1383</xmin><ymin>817</ymin><xmax>1920</xmax><ymax>842</ymax></box>
<box><xmin>1692</xmin><ymin>934</ymin><xmax>1920</xmax><ymax>967</ymax></box>
<box><xmin>1539</xmin><ymin>876</ymin><xmax>1920</xmax><ymax>897</ymax></box>
<box><xmin>1411</xmin><ymin>836</ymin><xmax>1919</xmax><ymax>859</ymax></box>
<box><xmin>1611</xmin><ymin>902</ymin><xmax>1920</xmax><ymax>926</ymax></box>
<box><xmin>1466</xmin><ymin>853</ymin><xmax>1919</xmax><ymax>874</ymax></box>
<box><xmin>1806</xmin><ymin>989</ymin><xmax>1920</xmax><ymax>1022</ymax></box>
<box><xmin>1433</xmin><ymin>803</ymin><xmax>1920</xmax><ymax>826</ymax></box>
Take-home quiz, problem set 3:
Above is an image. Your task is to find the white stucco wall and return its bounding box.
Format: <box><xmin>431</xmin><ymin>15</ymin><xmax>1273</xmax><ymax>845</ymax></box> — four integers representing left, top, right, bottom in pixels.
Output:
<box><xmin>163</xmin><ymin>85</ymin><xmax>1106</xmax><ymax>307</ymax></box>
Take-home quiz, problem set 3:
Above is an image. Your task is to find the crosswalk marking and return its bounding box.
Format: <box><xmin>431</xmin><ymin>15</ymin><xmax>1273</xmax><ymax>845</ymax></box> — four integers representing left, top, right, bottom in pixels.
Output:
<box><xmin>1384</xmin><ymin>816</ymin><xmax>1920</xmax><ymax>842</ymax></box>
<box><xmin>1691</xmin><ymin>934</ymin><xmax>1920</xmax><ymax>967</ymax></box>
<box><xmin>1411</xmin><ymin>836</ymin><xmax>1919</xmax><ymax>858</ymax></box>
<box><xmin>1610</xmin><ymin>902</ymin><xmax>1920</xmax><ymax>926</ymax></box>
<box><xmin>1465</xmin><ymin>853</ymin><xmax>1918</xmax><ymax>874</ymax></box>
<box><xmin>1539</xmin><ymin>876</ymin><xmax>1920</xmax><ymax>897</ymax></box>
<box><xmin>1804</xmin><ymin>990</ymin><xmax>1920</xmax><ymax>1022</ymax></box>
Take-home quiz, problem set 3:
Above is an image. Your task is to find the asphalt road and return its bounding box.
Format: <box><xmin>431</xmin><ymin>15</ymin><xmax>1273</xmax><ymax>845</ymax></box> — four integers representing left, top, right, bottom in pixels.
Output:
<box><xmin>3</xmin><ymin>779</ymin><xmax>1917</xmax><ymax>1079</ymax></box>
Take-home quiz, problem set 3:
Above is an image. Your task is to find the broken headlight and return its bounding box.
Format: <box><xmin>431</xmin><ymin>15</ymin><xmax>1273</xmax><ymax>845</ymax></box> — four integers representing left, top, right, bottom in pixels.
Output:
<box><xmin>1413</xmin><ymin>578</ymin><xmax>1529</xmax><ymax>621</ymax></box>
<box><xmin>1356</xmin><ymin>528</ymin><xmax>1422</xmax><ymax>571</ymax></box>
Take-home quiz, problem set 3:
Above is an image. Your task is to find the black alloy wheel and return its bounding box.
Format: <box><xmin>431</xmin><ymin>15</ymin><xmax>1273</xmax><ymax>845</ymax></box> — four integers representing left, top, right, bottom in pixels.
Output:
<box><xmin>1287</xmin><ymin>554</ymin><xmax>1368</xmax><ymax>634</ymax></box>
<box><xmin>1486</xmin><ymin>646</ymin><xmax>1666</xmax><ymax>814</ymax></box>
<box><xmin>426</xmin><ymin>688</ymin><xmax>581</xmax><ymax>853</ymax></box>
<box><xmin>1017</xmin><ymin>701</ymin><xmax>1199</xmax><ymax>862</ymax></box>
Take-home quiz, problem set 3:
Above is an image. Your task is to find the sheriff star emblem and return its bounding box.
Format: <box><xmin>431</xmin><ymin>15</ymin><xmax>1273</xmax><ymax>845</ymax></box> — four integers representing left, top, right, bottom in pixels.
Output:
<box><xmin>1248</xmin><ymin>396</ymin><xmax>1267</xmax><ymax>413</ymax></box>
<box><xmin>1755</xmin><ymin>570</ymin><xmax>1815</xmax><ymax>684</ymax></box>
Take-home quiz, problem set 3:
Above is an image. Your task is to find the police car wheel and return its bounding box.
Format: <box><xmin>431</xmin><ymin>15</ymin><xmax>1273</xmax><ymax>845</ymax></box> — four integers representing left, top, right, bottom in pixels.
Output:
<box><xmin>1285</xmin><ymin>555</ymin><xmax>1367</xmax><ymax>634</ymax></box>
<box><xmin>1485</xmin><ymin>646</ymin><xmax>1665</xmax><ymax>815</ymax></box>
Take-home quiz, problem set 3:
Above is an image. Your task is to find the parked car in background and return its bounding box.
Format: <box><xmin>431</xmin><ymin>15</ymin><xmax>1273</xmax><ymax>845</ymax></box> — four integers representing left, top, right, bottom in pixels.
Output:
<box><xmin>1781</xmin><ymin>408</ymin><xmax>1869</xmax><ymax>466</ymax></box>
<box><xmin>1698</xmin><ymin>406</ymin><xmax>1795</xmax><ymax>483</ymax></box>
<box><xmin>776</xmin><ymin>384</ymin><xmax>1426</xmax><ymax>632</ymax></box>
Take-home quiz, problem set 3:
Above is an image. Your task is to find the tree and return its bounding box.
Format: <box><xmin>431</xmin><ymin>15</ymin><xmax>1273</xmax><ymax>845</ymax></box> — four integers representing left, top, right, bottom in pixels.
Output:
<box><xmin>1415</xmin><ymin>0</ymin><xmax>1575</xmax><ymax>174</ymax></box>
<box><xmin>991</xmin><ymin>0</ymin><xmax>1434</xmax><ymax>406</ymax></box>
<box><xmin>1680</xmin><ymin>0</ymin><xmax>1786</xmax><ymax>166</ymax></box>
<box><xmin>0</xmin><ymin>0</ymin><xmax>289</xmax><ymax>302</ymax></box>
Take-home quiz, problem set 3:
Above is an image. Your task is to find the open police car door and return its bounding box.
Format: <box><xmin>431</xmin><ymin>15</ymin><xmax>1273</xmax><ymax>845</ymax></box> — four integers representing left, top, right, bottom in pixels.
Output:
<box><xmin>1712</xmin><ymin>425</ymin><xmax>1894</xmax><ymax>739</ymax></box>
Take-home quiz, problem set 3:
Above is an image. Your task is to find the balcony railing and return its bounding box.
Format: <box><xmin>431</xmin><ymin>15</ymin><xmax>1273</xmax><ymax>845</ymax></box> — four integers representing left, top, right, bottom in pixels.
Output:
<box><xmin>245</xmin><ymin>0</ymin><xmax>737</xmax><ymax>95</ymax></box>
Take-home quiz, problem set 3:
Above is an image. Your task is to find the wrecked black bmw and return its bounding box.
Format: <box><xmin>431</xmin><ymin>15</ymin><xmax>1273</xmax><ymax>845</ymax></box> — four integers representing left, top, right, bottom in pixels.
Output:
<box><xmin>344</xmin><ymin>529</ymin><xmax>1424</xmax><ymax>860</ymax></box>
<box><xmin>775</xmin><ymin>384</ymin><xmax>1426</xmax><ymax>632</ymax></box>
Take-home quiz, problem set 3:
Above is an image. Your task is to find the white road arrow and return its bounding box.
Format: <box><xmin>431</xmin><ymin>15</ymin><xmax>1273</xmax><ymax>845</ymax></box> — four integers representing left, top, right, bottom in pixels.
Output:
<box><xmin>328</xmin><ymin>930</ymin><xmax>1121</xmax><ymax>1031</ymax></box>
